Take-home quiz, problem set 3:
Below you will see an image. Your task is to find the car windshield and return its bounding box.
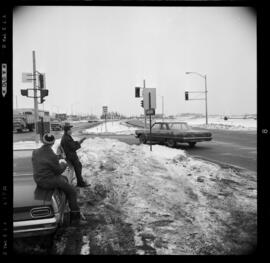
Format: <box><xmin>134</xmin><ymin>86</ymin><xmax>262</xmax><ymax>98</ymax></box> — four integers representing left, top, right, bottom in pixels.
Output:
<box><xmin>169</xmin><ymin>123</ymin><xmax>190</xmax><ymax>130</ymax></box>
<box><xmin>13</xmin><ymin>150</ymin><xmax>33</xmax><ymax>175</ymax></box>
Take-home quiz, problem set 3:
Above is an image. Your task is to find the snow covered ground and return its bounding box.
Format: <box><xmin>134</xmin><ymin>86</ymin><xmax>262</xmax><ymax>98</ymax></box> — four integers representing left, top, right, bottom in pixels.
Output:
<box><xmin>81</xmin><ymin>116</ymin><xmax>256</xmax><ymax>136</ymax></box>
<box><xmin>174</xmin><ymin>116</ymin><xmax>257</xmax><ymax>131</ymax></box>
<box><xmin>14</xmin><ymin>138</ymin><xmax>257</xmax><ymax>254</ymax></box>
<box><xmin>76</xmin><ymin>138</ymin><xmax>256</xmax><ymax>254</ymax></box>
<box><xmin>82</xmin><ymin>121</ymin><xmax>138</xmax><ymax>135</ymax></box>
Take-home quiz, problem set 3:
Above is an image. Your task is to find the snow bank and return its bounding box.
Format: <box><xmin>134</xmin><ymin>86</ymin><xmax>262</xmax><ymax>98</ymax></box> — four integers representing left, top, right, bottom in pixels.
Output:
<box><xmin>82</xmin><ymin>121</ymin><xmax>138</xmax><ymax>135</ymax></box>
<box><xmin>76</xmin><ymin>137</ymin><xmax>256</xmax><ymax>254</ymax></box>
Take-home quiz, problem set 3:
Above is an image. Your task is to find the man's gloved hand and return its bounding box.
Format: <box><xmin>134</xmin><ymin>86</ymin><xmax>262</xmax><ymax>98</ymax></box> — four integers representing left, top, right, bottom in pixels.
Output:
<box><xmin>59</xmin><ymin>159</ymin><xmax>68</xmax><ymax>170</ymax></box>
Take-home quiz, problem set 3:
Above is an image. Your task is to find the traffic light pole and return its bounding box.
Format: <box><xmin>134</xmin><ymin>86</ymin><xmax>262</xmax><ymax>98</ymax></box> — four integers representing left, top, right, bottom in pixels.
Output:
<box><xmin>149</xmin><ymin>92</ymin><xmax>152</xmax><ymax>152</ymax></box>
<box><xmin>32</xmin><ymin>50</ymin><xmax>39</xmax><ymax>144</ymax></box>
<box><xmin>185</xmin><ymin>72</ymin><xmax>208</xmax><ymax>125</ymax></box>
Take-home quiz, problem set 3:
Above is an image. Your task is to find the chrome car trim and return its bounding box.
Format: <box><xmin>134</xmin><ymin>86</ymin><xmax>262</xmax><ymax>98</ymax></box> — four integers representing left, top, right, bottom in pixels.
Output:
<box><xmin>14</xmin><ymin>217</ymin><xmax>57</xmax><ymax>227</ymax></box>
<box><xmin>30</xmin><ymin>207</ymin><xmax>52</xmax><ymax>218</ymax></box>
<box><xmin>182</xmin><ymin>137</ymin><xmax>212</xmax><ymax>140</ymax></box>
<box><xmin>14</xmin><ymin>226</ymin><xmax>57</xmax><ymax>234</ymax></box>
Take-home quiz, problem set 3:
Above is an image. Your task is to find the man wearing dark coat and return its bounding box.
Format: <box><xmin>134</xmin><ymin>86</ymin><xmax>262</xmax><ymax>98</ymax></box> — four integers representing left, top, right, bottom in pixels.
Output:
<box><xmin>32</xmin><ymin>133</ymin><xmax>84</xmax><ymax>225</ymax></box>
<box><xmin>60</xmin><ymin>123</ymin><xmax>89</xmax><ymax>187</ymax></box>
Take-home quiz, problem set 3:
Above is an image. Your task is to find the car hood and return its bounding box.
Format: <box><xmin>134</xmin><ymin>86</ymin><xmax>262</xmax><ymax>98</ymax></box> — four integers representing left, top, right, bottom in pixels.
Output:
<box><xmin>14</xmin><ymin>174</ymin><xmax>53</xmax><ymax>209</ymax></box>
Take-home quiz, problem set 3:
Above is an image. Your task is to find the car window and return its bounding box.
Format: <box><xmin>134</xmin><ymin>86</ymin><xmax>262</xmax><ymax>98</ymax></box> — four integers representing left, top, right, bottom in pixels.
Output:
<box><xmin>152</xmin><ymin>123</ymin><xmax>160</xmax><ymax>130</ymax></box>
<box><xmin>13</xmin><ymin>150</ymin><xmax>33</xmax><ymax>175</ymax></box>
<box><xmin>169</xmin><ymin>123</ymin><xmax>190</xmax><ymax>130</ymax></box>
<box><xmin>160</xmin><ymin>123</ymin><xmax>169</xmax><ymax>130</ymax></box>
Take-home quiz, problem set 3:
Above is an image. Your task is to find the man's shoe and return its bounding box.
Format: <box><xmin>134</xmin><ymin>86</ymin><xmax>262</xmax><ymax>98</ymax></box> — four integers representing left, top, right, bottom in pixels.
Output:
<box><xmin>77</xmin><ymin>181</ymin><xmax>90</xmax><ymax>188</ymax></box>
<box><xmin>70</xmin><ymin>211</ymin><xmax>87</xmax><ymax>226</ymax></box>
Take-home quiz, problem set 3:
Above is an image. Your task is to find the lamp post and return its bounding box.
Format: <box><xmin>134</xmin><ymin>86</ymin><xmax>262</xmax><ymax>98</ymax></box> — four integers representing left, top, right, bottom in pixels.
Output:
<box><xmin>162</xmin><ymin>96</ymin><xmax>164</xmax><ymax>121</ymax></box>
<box><xmin>185</xmin><ymin>72</ymin><xmax>208</xmax><ymax>125</ymax></box>
<box><xmin>157</xmin><ymin>95</ymin><xmax>164</xmax><ymax>121</ymax></box>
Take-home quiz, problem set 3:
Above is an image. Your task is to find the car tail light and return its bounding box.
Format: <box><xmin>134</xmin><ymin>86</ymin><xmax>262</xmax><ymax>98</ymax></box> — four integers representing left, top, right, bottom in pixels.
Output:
<box><xmin>30</xmin><ymin>207</ymin><xmax>52</xmax><ymax>218</ymax></box>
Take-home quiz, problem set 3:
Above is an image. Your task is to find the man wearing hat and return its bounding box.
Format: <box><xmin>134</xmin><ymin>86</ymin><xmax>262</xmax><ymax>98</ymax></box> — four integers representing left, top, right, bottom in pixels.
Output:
<box><xmin>32</xmin><ymin>133</ymin><xmax>84</xmax><ymax>225</ymax></box>
<box><xmin>60</xmin><ymin>123</ymin><xmax>89</xmax><ymax>187</ymax></box>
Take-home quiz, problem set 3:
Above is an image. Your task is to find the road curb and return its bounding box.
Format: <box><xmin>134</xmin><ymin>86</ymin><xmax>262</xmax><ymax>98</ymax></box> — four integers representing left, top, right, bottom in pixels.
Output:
<box><xmin>191</xmin><ymin>155</ymin><xmax>256</xmax><ymax>173</ymax></box>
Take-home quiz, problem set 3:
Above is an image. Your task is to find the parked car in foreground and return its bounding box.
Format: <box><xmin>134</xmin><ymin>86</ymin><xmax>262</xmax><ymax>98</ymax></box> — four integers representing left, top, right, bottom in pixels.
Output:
<box><xmin>13</xmin><ymin>146</ymin><xmax>74</xmax><ymax>238</ymax></box>
<box><xmin>135</xmin><ymin>122</ymin><xmax>212</xmax><ymax>148</ymax></box>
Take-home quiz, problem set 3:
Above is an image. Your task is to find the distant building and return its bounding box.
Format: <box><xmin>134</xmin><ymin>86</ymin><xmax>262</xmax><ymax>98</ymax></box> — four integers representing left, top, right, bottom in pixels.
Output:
<box><xmin>55</xmin><ymin>113</ymin><xmax>67</xmax><ymax>121</ymax></box>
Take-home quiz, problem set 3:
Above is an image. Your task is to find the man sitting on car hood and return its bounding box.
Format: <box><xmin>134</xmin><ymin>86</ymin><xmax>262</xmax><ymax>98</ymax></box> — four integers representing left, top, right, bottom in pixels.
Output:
<box><xmin>32</xmin><ymin>133</ymin><xmax>85</xmax><ymax>225</ymax></box>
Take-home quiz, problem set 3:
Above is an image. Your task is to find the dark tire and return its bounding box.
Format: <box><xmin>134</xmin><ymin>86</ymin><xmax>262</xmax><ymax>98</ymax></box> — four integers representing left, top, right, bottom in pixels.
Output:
<box><xmin>139</xmin><ymin>134</ymin><xmax>147</xmax><ymax>144</ymax></box>
<box><xmin>167</xmin><ymin>139</ymin><xmax>176</xmax><ymax>148</ymax></box>
<box><xmin>189</xmin><ymin>142</ymin><xmax>196</xmax><ymax>148</ymax></box>
<box><xmin>17</xmin><ymin>129</ymin><xmax>22</xmax><ymax>133</ymax></box>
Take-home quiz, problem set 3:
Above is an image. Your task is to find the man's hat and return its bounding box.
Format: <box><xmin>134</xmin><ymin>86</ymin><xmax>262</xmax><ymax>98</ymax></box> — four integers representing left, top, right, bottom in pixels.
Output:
<box><xmin>42</xmin><ymin>133</ymin><xmax>55</xmax><ymax>145</ymax></box>
<box><xmin>63</xmin><ymin>122</ymin><xmax>73</xmax><ymax>132</ymax></box>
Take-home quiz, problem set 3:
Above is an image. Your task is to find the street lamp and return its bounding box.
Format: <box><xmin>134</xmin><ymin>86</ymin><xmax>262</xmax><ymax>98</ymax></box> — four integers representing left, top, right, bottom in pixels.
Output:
<box><xmin>157</xmin><ymin>95</ymin><xmax>164</xmax><ymax>121</ymax></box>
<box><xmin>185</xmin><ymin>72</ymin><xmax>208</xmax><ymax>125</ymax></box>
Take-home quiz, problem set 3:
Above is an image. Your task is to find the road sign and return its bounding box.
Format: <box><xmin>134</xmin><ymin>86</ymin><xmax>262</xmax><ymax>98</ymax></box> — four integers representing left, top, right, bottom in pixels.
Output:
<box><xmin>143</xmin><ymin>88</ymin><xmax>156</xmax><ymax>109</ymax></box>
<box><xmin>146</xmin><ymin>108</ymin><xmax>155</xmax><ymax>115</ymax></box>
<box><xmin>22</xmin><ymin>73</ymin><xmax>34</xmax><ymax>83</ymax></box>
<box><xmin>102</xmin><ymin>106</ymin><xmax>108</xmax><ymax>114</ymax></box>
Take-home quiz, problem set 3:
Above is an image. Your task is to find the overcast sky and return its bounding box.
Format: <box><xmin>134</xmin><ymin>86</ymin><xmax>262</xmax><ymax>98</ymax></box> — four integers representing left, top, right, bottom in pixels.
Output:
<box><xmin>13</xmin><ymin>6</ymin><xmax>256</xmax><ymax>117</ymax></box>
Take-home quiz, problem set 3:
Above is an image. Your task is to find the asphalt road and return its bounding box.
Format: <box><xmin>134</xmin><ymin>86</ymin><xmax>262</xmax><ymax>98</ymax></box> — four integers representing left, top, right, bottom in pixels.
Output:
<box><xmin>78</xmin><ymin>128</ymin><xmax>257</xmax><ymax>172</ymax></box>
<box><xmin>13</xmin><ymin>122</ymin><xmax>257</xmax><ymax>172</ymax></box>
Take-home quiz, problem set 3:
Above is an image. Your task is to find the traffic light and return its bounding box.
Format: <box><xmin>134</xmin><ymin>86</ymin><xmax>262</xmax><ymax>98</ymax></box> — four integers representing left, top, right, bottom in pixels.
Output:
<box><xmin>40</xmin><ymin>89</ymin><xmax>49</xmax><ymax>104</ymax></box>
<box><xmin>135</xmin><ymin>87</ymin><xmax>140</xmax><ymax>98</ymax></box>
<box><xmin>185</xmin><ymin>91</ymin><xmax>189</xmax><ymax>101</ymax></box>
<box><xmin>21</xmin><ymin>89</ymin><xmax>28</xmax><ymax>97</ymax></box>
<box><xmin>39</xmin><ymin>74</ymin><xmax>44</xmax><ymax>89</ymax></box>
<box><xmin>140</xmin><ymin>100</ymin><xmax>144</xmax><ymax>108</ymax></box>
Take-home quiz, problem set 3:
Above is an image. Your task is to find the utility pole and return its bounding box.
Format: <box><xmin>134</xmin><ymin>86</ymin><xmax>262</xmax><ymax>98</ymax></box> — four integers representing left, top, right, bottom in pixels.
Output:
<box><xmin>149</xmin><ymin>92</ymin><xmax>152</xmax><ymax>152</ymax></box>
<box><xmin>205</xmin><ymin>75</ymin><xmax>208</xmax><ymax>125</ymax></box>
<box><xmin>162</xmin><ymin>96</ymin><xmax>164</xmax><ymax>121</ymax></box>
<box><xmin>144</xmin><ymin>79</ymin><xmax>146</xmax><ymax>129</ymax></box>
<box><xmin>33</xmin><ymin>50</ymin><xmax>39</xmax><ymax>144</ymax></box>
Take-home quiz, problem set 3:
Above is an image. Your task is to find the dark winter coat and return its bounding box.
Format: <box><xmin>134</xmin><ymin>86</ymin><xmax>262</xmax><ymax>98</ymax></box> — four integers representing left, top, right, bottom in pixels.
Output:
<box><xmin>60</xmin><ymin>133</ymin><xmax>81</xmax><ymax>162</ymax></box>
<box><xmin>32</xmin><ymin>145</ymin><xmax>67</xmax><ymax>184</ymax></box>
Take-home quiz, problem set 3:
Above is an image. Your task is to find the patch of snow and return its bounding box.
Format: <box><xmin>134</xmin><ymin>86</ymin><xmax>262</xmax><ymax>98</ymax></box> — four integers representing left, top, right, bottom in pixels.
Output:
<box><xmin>173</xmin><ymin>116</ymin><xmax>257</xmax><ymax>131</ymax></box>
<box><xmin>76</xmin><ymin>137</ymin><xmax>256</xmax><ymax>254</ymax></box>
<box><xmin>13</xmin><ymin>141</ymin><xmax>43</xmax><ymax>150</ymax></box>
<box><xmin>80</xmin><ymin>235</ymin><xmax>90</xmax><ymax>255</ymax></box>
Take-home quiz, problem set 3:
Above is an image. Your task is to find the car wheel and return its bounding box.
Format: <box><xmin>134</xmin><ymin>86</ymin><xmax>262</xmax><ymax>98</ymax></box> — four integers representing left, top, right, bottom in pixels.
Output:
<box><xmin>167</xmin><ymin>139</ymin><xmax>176</xmax><ymax>148</ymax></box>
<box><xmin>139</xmin><ymin>134</ymin><xmax>147</xmax><ymax>144</ymax></box>
<box><xmin>189</xmin><ymin>142</ymin><xmax>196</xmax><ymax>148</ymax></box>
